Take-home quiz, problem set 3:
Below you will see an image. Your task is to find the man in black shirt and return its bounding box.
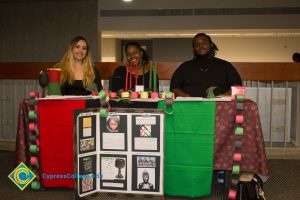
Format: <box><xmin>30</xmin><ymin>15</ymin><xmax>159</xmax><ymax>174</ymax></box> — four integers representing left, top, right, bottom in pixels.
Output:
<box><xmin>170</xmin><ymin>33</ymin><xmax>242</xmax><ymax>97</ymax></box>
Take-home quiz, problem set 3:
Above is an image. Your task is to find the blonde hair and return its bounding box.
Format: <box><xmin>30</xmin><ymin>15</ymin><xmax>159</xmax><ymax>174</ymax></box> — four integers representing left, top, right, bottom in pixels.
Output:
<box><xmin>60</xmin><ymin>36</ymin><xmax>95</xmax><ymax>87</ymax></box>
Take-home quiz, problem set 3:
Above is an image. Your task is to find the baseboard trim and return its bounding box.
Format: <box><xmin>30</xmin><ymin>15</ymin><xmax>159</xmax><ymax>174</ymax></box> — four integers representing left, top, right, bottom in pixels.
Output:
<box><xmin>266</xmin><ymin>148</ymin><xmax>300</xmax><ymax>159</ymax></box>
<box><xmin>0</xmin><ymin>140</ymin><xmax>16</xmax><ymax>151</ymax></box>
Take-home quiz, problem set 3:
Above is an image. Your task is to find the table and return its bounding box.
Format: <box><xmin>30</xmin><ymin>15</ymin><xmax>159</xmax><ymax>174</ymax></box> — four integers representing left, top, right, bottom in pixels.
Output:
<box><xmin>15</xmin><ymin>98</ymin><xmax>269</xmax><ymax>191</ymax></box>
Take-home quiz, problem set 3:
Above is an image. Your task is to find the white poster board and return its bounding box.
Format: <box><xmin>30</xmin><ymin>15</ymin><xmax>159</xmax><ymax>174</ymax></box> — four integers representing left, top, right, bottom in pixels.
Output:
<box><xmin>74</xmin><ymin>108</ymin><xmax>164</xmax><ymax>198</ymax></box>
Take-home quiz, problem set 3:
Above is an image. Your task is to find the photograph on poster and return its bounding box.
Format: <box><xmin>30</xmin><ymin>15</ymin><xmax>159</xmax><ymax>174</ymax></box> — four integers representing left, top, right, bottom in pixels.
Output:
<box><xmin>132</xmin><ymin>155</ymin><xmax>161</xmax><ymax>192</ymax></box>
<box><xmin>82</xmin><ymin>117</ymin><xmax>92</xmax><ymax>137</ymax></box>
<box><xmin>78</xmin><ymin>155</ymin><xmax>97</xmax><ymax>195</ymax></box>
<box><xmin>78</xmin><ymin>115</ymin><xmax>97</xmax><ymax>153</ymax></box>
<box><xmin>101</xmin><ymin>156</ymin><xmax>126</xmax><ymax>180</ymax></box>
<box><xmin>82</xmin><ymin>156</ymin><xmax>93</xmax><ymax>174</ymax></box>
<box><xmin>132</xmin><ymin>115</ymin><xmax>161</xmax><ymax>151</ymax></box>
<box><xmin>80</xmin><ymin>138</ymin><xmax>95</xmax><ymax>151</ymax></box>
<box><xmin>82</xmin><ymin>173</ymin><xmax>94</xmax><ymax>192</ymax></box>
<box><xmin>137</xmin><ymin>168</ymin><xmax>155</xmax><ymax>190</ymax></box>
<box><xmin>100</xmin><ymin>115</ymin><xmax>127</xmax><ymax>151</ymax></box>
<box><xmin>137</xmin><ymin>156</ymin><xmax>156</xmax><ymax>168</ymax></box>
<box><xmin>106</xmin><ymin>116</ymin><xmax>120</xmax><ymax>132</ymax></box>
<box><xmin>139</xmin><ymin>125</ymin><xmax>151</xmax><ymax>137</ymax></box>
<box><xmin>80</xmin><ymin>115</ymin><xmax>96</xmax><ymax>140</ymax></box>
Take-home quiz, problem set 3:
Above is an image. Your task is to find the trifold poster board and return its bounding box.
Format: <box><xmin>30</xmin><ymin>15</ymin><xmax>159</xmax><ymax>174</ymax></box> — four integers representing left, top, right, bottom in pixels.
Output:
<box><xmin>74</xmin><ymin>107</ymin><xmax>164</xmax><ymax>199</ymax></box>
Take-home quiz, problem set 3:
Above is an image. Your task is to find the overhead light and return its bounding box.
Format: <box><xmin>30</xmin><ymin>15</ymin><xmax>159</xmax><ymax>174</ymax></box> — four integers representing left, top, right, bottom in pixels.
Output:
<box><xmin>123</xmin><ymin>0</ymin><xmax>133</xmax><ymax>2</ymax></box>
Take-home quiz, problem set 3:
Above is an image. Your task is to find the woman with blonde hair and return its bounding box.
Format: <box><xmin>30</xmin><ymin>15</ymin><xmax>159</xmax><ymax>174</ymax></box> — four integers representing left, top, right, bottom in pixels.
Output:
<box><xmin>60</xmin><ymin>36</ymin><xmax>102</xmax><ymax>95</ymax></box>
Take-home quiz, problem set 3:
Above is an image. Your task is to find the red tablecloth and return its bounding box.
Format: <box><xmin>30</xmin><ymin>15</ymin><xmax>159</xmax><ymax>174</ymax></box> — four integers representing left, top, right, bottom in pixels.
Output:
<box><xmin>15</xmin><ymin>99</ymin><xmax>269</xmax><ymax>188</ymax></box>
<box><xmin>214</xmin><ymin>100</ymin><xmax>269</xmax><ymax>177</ymax></box>
<box><xmin>15</xmin><ymin>99</ymin><xmax>28</xmax><ymax>166</ymax></box>
<box><xmin>38</xmin><ymin>100</ymin><xmax>86</xmax><ymax>188</ymax></box>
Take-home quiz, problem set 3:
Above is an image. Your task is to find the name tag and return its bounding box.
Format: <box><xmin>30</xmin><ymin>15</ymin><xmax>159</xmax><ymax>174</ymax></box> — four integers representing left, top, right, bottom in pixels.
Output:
<box><xmin>135</xmin><ymin>85</ymin><xmax>144</xmax><ymax>92</ymax></box>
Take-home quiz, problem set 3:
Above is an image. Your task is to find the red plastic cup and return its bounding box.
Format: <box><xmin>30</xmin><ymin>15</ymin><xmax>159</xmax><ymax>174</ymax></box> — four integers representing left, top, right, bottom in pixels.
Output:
<box><xmin>47</xmin><ymin>68</ymin><xmax>61</xmax><ymax>83</ymax></box>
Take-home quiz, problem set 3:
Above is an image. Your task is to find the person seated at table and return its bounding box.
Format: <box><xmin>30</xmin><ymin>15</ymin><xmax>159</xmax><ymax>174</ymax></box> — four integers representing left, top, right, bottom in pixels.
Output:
<box><xmin>110</xmin><ymin>41</ymin><xmax>159</xmax><ymax>93</ymax></box>
<box><xmin>59</xmin><ymin>36</ymin><xmax>102</xmax><ymax>95</ymax></box>
<box><xmin>170</xmin><ymin>33</ymin><xmax>242</xmax><ymax>98</ymax></box>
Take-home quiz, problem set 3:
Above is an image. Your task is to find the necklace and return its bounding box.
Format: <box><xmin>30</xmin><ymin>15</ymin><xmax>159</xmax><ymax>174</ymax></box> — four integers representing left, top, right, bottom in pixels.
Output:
<box><xmin>200</xmin><ymin>66</ymin><xmax>208</xmax><ymax>72</ymax></box>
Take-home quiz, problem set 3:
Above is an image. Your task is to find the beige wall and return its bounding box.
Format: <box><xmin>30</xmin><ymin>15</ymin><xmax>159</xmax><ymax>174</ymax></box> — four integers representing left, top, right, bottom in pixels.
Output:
<box><xmin>101</xmin><ymin>38</ymin><xmax>117</xmax><ymax>61</ymax></box>
<box><xmin>101</xmin><ymin>36</ymin><xmax>300</xmax><ymax>62</ymax></box>
<box><xmin>215</xmin><ymin>37</ymin><xmax>300</xmax><ymax>62</ymax></box>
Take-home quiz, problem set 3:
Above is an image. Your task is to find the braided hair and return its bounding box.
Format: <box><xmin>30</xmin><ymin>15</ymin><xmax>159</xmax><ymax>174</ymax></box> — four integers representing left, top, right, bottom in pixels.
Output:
<box><xmin>125</xmin><ymin>41</ymin><xmax>149</xmax><ymax>63</ymax></box>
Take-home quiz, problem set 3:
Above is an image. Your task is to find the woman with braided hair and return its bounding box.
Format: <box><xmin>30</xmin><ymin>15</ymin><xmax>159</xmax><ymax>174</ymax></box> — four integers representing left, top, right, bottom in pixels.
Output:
<box><xmin>111</xmin><ymin>41</ymin><xmax>159</xmax><ymax>93</ymax></box>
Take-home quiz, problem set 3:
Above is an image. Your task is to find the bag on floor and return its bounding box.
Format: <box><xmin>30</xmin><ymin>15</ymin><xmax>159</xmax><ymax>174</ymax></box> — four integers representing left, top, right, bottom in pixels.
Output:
<box><xmin>236</xmin><ymin>173</ymin><xmax>266</xmax><ymax>200</ymax></box>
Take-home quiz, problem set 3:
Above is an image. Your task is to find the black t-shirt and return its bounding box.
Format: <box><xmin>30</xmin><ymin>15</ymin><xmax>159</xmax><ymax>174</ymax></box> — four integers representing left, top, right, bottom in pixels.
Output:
<box><xmin>61</xmin><ymin>66</ymin><xmax>102</xmax><ymax>95</ymax></box>
<box><xmin>170</xmin><ymin>57</ymin><xmax>242</xmax><ymax>97</ymax></box>
<box><xmin>111</xmin><ymin>66</ymin><xmax>159</xmax><ymax>92</ymax></box>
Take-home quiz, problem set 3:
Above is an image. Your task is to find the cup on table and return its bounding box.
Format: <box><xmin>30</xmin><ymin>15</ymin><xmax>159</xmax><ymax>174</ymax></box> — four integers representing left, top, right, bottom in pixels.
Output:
<box><xmin>47</xmin><ymin>68</ymin><xmax>62</xmax><ymax>95</ymax></box>
<box><xmin>151</xmin><ymin>92</ymin><xmax>159</xmax><ymax>99</ymax></box>
<box><xmin>131</xmin><ymin>91</ymin><xmax>139</xmax><ymax>99</ymax></box>
<box><xmin>140</xmin><ymin>91</ymin><xmax>149</xmax><ymax>99</ymax></box>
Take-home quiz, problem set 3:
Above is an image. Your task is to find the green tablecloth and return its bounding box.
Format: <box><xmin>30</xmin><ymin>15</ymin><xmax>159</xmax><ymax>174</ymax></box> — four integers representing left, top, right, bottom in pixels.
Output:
<box><xmin>158</xmin><ymin>101</ymin><xmax>216</xmax><ymax>197</ymax></box>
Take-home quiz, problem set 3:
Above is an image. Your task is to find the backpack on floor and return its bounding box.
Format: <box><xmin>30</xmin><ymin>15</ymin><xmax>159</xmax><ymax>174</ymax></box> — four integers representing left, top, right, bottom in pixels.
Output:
<box><xmin>236</xmin><ymin>174</ymin><xmax>266</xmax><ymax>200</ymax></box>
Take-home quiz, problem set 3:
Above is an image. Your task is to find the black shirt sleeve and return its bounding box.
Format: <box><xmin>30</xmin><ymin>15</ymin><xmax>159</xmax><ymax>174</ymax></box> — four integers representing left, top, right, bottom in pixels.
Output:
<box><xmin>213</xmin><ymin>63</ymin><xmax>242</xmax><ymax>96</ymax></box>
<box><xmin>111</xmin><ymin>66</ymin><xmax>126</xmax><ymax>92</ymax></box>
